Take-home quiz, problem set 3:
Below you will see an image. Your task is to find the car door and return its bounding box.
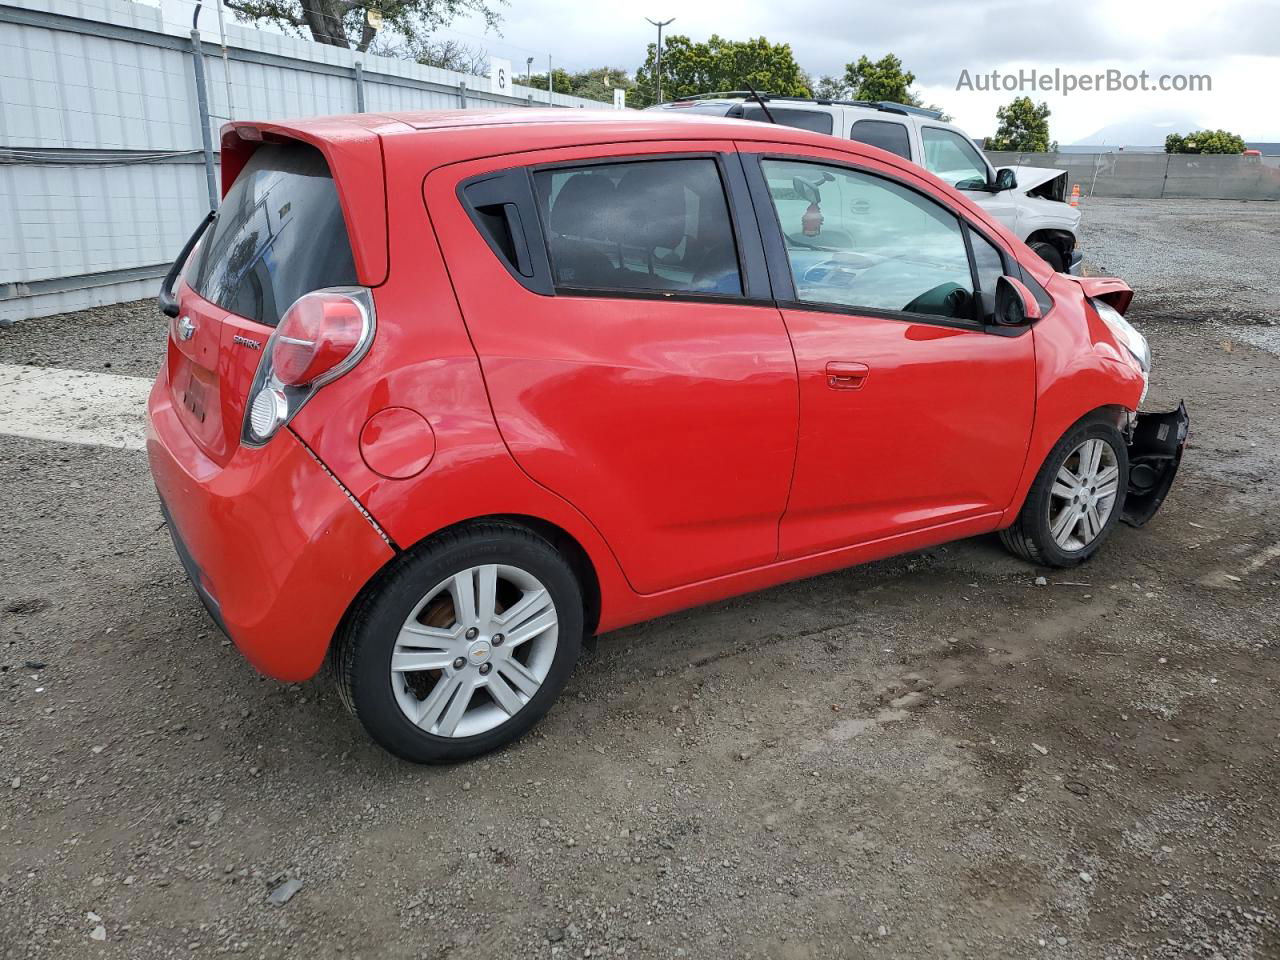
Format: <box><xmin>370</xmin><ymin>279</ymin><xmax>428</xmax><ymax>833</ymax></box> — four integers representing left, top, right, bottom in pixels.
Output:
<box><xmin>741</xmin><ymin>146</ymin><xmax>1036</xmax><ymax>557</ymax></box>
<box><xmin>918</xmin><ymin>125</ymin><xmax>1019</xmax><ymax>234</ymax></box>
<box><xmin>426</xmin><ymin>143</ymin><xmax>798</xmax><ymax>594</ymax></box>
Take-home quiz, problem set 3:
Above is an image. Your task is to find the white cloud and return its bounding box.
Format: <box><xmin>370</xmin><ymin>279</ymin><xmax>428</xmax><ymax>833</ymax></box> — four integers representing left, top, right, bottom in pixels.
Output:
<box><xmin>429</xmin><ymin>0</ymin><xmax>1280</xmax><ymax>141</ymax></box>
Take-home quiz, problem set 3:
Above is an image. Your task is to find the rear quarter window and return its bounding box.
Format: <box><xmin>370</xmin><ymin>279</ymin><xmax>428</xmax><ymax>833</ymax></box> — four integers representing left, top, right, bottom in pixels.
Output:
<box><xmin>739</xmin><ymin>106</ymin><xmax>834</xmax><ymax>135</ymax></box>
<box><xmin>189</xmin><ymin>142</ymin><xmax>356</xmax><ymax>327</ymax></box>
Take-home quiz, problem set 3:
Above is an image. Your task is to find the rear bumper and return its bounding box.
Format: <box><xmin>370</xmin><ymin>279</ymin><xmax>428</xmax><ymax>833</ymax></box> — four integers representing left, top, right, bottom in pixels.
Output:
<box><xmin>146</xmin><ymin>375</ymin><xmax>395</xmax><ymax>682</ymax></box>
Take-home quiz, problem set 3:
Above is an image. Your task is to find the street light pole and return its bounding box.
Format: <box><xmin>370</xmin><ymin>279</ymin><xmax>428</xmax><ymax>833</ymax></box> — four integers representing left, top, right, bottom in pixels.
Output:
<box><xmin>645</xmin><ymin>17</ymin><xmax>674</xmax><ymax>105</ymax></box>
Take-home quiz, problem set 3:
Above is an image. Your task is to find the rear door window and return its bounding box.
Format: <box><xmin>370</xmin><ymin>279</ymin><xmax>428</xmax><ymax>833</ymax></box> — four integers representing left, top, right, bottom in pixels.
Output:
<box><xmin>533</xmin><ymin>158</ymin><xmax>743</xmax><ymax>296</ymax></box>
<box><xmin>189</xmin><ymin>142</ymin><xmax>356</xmax><ymax>327</ymax></box>
<box><xmin>849</xmin><ymin>119</ymin><xmax>912</xmax><ymax>160</ymax></box>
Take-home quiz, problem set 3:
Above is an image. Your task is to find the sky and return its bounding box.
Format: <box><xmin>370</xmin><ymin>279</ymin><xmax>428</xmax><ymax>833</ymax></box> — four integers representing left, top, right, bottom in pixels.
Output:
<box><xmin>427</xmin><ymin>0</ymin><xmax>1280</xmax><ymax>144</ymax></box>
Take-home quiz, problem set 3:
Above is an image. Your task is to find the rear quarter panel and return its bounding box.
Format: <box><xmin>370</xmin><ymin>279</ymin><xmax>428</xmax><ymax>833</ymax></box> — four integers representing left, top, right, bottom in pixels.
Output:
<box><xmin>286</xmin><ymin>131</ymin><xmax>637</xmax><ymax>630</ymax></box>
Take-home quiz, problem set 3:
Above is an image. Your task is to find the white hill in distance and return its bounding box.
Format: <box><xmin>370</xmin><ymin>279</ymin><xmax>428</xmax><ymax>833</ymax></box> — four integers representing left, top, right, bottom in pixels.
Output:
<box><xmin>1070</xmin><ymin>115</ymin><xmax>1206</xmax><ymax>150</ymax></box>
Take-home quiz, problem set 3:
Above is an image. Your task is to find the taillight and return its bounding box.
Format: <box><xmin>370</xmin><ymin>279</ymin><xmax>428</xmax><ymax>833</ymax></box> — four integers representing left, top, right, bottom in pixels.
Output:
<box><xmin>242</xmin><ymin>286</ymin><xmax>375</xmax><ymax>445</ymax></box>
<box><xmin>273</xmin><ymin>292</ymin><xmax>367</xmax><ymax>385</ymax></box>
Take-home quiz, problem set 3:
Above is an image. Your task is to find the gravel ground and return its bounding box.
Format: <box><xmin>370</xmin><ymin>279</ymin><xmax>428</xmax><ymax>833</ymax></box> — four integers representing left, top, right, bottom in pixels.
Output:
<box><xmin>1079</xmin><ymin>197</ymin><xmax>1280</xmax><ymax>323</ymax></box>
<box><xmin>2</xmin><ymin>201</ymin><xmax>1280</xmax><ymax>959</ymax></box>
<box><xmin>0</xmin><ymin>300</ymin><xmax>168</xmax><ymax>380</ymax></box>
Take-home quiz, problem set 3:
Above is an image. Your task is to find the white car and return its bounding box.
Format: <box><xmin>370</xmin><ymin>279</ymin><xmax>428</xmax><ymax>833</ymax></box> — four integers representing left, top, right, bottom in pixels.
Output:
<box><xmin>648</xmin><ymin>94</ymin><xmax>1082</xmax><ymax>273</ymax></box>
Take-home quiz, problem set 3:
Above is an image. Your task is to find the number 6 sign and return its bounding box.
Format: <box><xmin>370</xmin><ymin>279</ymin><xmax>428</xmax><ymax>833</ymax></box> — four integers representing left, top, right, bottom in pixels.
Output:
<box><xmin>489</xmin><ymin>57</ymin><xmax>513</xmax><ymax>97</ymax></box>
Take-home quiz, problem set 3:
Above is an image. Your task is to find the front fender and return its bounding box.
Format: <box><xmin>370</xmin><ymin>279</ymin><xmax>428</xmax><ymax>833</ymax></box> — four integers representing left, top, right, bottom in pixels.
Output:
<box><xmin>1001</xmin><ymin>286</ymin><xmax>1146</xmax><ymax>524</ymax></box>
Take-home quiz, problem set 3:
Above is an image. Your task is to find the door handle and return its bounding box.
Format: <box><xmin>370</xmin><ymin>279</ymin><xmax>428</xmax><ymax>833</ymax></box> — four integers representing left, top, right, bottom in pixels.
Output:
<box><xmin>826</xmin><ymin>361</ymin><xmax>870</xmax><ymax>390</ymax></box>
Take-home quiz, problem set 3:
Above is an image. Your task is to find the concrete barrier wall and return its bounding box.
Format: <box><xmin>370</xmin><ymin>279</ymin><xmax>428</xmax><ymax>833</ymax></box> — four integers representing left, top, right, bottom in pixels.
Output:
<box><xmin>986</xmin><ymin>151</ymin><xmax>1280</xmax><ymax>202</ymax></box>
<box><xmin>0</xmin><ymin>0</ymin><xmax>618</xmax><ymax>323</ymax></box>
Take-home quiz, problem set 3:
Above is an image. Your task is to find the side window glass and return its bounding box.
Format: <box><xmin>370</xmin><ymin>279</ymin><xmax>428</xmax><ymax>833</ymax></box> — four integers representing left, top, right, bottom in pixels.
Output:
<box><xmin>968</xmin><ymin>228</ymin><xmax>1005</xmax><ymax>294</ymax></box>
<box><xmin>968</xmin><ymin>227</ymin><xmax>1006</xmax><ymax>321</ymax></box>
<box><xmin>849</xmin><ymin>120</ymin><xmax>912</xmax><ymax>161</ymax></box>
<box><xmin>534</xmin><ymin>158</ymin><xmax>742</xmax><ymax>296</ymax></box>
<box><xmin>760</xmin><ymin>159</ymin><xmax>975</xmax><ymax>322</ymax></box>
<box><xmin>742</xmin><ymin>106</ymin><xmax>834</xmax><ymax>136</ymax></box>
<box><xmin>920</xmin><ymin>127</ymin><xmax>989</xmax><ymax>189</ymax></box>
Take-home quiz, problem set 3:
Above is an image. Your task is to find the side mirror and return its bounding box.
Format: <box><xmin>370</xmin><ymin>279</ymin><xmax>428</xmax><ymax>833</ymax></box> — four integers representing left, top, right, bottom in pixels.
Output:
<box><xmin>992</xmin><ymin>167</ymin><xmax>1018</xmax><ymax>192</ymax></box>
<box><xmin>994</xmin><ymin>275</ymin><xmax>1042</xmax><ymax>326</ymax></box>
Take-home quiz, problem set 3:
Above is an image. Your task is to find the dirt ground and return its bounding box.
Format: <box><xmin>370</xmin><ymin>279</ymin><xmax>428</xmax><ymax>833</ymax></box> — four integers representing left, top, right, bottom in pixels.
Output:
<box><xmin>2</xmin><ymin>199</ymin><xmax>1279</xmax><ymax>959</ymax></box>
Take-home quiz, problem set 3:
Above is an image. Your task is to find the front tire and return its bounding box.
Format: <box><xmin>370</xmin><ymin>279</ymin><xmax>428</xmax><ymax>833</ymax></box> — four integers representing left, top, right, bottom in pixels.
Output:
<box><xmin>1000</xmin><ymin>418</ymin><xmax>1129</xmax><ymax>568</ymax></box>
<box><xmin>333</xmin><ymin>522</ymin><xmax>584</xmax><ymax>763</ymax></box>
<box><xmin>1030</xmin><ymin>240</ymin><xmax>1066</xmax><ymax>272</ymax></box>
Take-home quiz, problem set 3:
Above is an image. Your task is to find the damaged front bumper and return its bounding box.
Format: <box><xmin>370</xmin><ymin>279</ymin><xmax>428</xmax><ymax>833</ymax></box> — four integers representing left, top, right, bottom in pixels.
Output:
<box><xmin>1123</xmin><ymin>401</ymin><xmax>1189</xmax><ymax>527</ymax></box>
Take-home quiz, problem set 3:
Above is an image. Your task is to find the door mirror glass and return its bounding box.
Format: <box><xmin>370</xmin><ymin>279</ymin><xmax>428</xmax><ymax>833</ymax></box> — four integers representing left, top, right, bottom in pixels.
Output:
<box><xmin>994</xmin><ymin>275</ymin><xmax>1042</xmax><ymax>326</ymax></box>
<box><xmin>993</xmin><ymin>167</ymin><xmax>1018</xmax><ymax>192</ymax></box>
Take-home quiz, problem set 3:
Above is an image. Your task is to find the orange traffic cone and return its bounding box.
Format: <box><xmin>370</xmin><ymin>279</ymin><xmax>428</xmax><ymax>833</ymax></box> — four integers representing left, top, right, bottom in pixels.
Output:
<box><xmin>1069</xmin><ymin>184</ymin><xmax>1081</xmax><ymax>207</ymax></box>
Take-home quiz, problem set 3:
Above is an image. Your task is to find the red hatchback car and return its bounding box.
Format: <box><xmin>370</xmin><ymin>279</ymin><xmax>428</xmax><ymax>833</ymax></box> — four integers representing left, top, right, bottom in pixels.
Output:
<box><xmin>148</xmin><ymin>110</ymin><xmax>1187</xmax><ymax>762</ymax></box>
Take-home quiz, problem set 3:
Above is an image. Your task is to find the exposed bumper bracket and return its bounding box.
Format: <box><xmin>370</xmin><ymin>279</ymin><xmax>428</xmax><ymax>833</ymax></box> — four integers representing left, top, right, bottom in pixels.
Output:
<box><xmin>1122</xmin><ymin>401</ymin><xmax>1189</xmax><ymax>528</ymax></box>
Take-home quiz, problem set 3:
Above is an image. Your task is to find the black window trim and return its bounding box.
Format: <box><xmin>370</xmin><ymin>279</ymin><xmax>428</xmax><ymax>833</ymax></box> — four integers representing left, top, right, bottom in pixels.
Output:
<box><xmin>848</xmin><ymin>118</ymin><xmax>914</xmax><ymax>163</ymax></box>
<box><xmin>741</xmin><ymin>150</ymin><xmax>1034</xmax><ymax>338</ymax></box>
<box><xmin>456</xmin><ymin>167</ymin><xmax>556</xmax><ymax>297</ymax></box>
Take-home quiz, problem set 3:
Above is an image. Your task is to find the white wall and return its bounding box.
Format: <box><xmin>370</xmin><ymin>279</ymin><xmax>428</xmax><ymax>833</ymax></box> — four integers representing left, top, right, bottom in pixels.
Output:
<box><xmin>0</xmin><ymin>0</ymin><xmax>616</xmax><ymax>323</ymax></box>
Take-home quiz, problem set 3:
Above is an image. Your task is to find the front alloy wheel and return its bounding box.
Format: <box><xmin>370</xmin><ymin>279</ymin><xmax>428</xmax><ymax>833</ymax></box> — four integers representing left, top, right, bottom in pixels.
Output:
<box><xmin>1047</xmin><ymin>438</ymin><xmax>1121</xmax><ymax>552</ymax></box>
<box><xmin>333</xmin><ymin>522</ymin><xmax>583</xmax><ymax>763</ymax></box>
<box><xmin>1000</xmin><ymin>417</ymin><xmax>1129</xmax><ymax>568</ymax></box>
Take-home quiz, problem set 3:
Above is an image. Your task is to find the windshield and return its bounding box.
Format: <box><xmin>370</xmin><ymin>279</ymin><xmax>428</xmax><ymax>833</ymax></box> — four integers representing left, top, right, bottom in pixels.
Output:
<box><xmin>188</xmin><ymin>142</ymin><xmax>356</xmax><ymax>327</ymax></box>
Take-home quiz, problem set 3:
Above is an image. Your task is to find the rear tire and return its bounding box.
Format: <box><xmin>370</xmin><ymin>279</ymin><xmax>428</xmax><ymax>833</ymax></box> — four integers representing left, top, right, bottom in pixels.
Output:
<box><xmin>1030</xmin><ymin>240</ymin><xmax>1066</xmax><ymax>272</ymax></box>
<box><xmin>1000</xmin><ymin>417</ymin><xmax>1129</xmax><ymax>568</ymax></box>
<box><xmin>332</xmin><ymin>522</ymin><xmax>583</xmax><ymax>763</ymax></box>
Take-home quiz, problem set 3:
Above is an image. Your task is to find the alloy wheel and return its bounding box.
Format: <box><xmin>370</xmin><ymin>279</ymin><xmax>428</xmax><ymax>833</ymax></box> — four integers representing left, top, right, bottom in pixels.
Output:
<box><xmin>390</xmin><ymin>564</ymin><xmax>559</xmax><ymax>738</ymax></box>
<box><xmin>1047</xmin><ymin>438</ymin><xmax>1121</xmax><ymax>551</ymax></box>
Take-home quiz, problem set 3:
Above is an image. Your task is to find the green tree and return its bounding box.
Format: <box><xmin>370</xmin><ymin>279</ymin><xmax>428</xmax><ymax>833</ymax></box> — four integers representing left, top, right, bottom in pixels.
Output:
<box><xmin>810</xmin><ymin>74</ymin><xmax>849</xmax><ymax>100</ymax></box>
<box><xmin>528</xmin><ymin>67</ymin><xmax>632</xmax><ymax>102</ymax></box>
<box><xmin>1164</xmin><ymin>129</ymin><xmax>1247</xmax><ymax>154</ymax></box>
<box><xmin>844</xmin><ymin>53</ymin><xmax>915</xmax><ymax>104</ymax></box>
<box><xmin>631</xmin><ymin>34</ymin><xmax>810</xmax><ymax>108</ymax></box>
<box><xmin>526</xmin><ymin>67</ymin><xmax>575</xmax><ymax>95</ymax></box>
<box><xmin>373</xmin><ymin>36</ymin><xmax>489</xmax><ymax>73</ymax></box>
<box><xmin>224</xmin><ymin>0</ymin><xmax>504</xmax><ymax>52</ymax></box>
<box><xmin>985</xmin><ymin>97</ymin><xmax>1053</xmax><ymax>152</ymax></box>
<box><xmin>837</xmin><ymin>53</ymin><xmax>950</xmax><ymax>118</ymax></box>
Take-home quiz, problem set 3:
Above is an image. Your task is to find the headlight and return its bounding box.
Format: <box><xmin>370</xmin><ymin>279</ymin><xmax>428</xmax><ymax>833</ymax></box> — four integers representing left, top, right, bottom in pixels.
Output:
<box><xmin>1091</xmin><ymin>297</ymin><xmax>1150</xmax><ymax>373</ymax></box>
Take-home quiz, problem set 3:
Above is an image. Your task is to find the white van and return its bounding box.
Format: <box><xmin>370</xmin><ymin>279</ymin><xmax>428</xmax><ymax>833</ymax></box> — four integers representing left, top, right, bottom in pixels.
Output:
<box><xmin>647</xmin><ymin>94</ymin><xmax>1082</xmax><ymax>273</ymax></box>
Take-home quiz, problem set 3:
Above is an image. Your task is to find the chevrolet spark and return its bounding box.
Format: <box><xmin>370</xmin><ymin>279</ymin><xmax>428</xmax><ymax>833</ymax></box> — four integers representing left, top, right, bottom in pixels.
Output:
<box><xmin>148</xmin><ymin>110</ymin><xmax>1187</xmax><ymax>763</ymax></box>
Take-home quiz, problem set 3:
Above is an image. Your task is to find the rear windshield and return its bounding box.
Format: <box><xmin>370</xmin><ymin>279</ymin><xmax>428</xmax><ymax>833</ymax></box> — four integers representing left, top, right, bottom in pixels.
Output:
<box><xmin>189</xmin><ymin>142</ymin><xmax>356</xmax><ymax>327</ymax></box>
